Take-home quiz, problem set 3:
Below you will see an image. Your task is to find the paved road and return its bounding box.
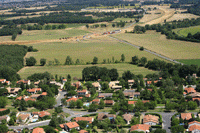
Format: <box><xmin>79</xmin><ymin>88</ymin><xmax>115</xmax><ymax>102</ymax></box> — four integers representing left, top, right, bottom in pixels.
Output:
<box><xmin>55</xmin><ymin>90</ymin><xmax>67</xmax><ymax>107</ymax></box>
<box><xmin>109</xmin><ymin>36</ymin><xmax>182</xmax><ymax>64</ymax></box>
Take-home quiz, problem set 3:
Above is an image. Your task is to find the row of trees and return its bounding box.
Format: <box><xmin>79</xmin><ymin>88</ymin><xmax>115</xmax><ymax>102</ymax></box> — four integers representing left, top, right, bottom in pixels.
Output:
<box><xmin>132</xmin><ymin>18</ymin><xmax>200</xmax><ymax>42</ymax></box>
<box><xmin>20</xmin><ymin>24</ymin><xmax>67</xmax><ymax>30</ymax></box>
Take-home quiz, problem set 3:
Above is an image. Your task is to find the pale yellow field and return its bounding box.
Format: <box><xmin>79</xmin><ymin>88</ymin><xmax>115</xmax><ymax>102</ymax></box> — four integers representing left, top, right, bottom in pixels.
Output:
<box><xmin>112</xmin><ymin>31</ymin><xmax>200</xmax><ymax>59</ymax></box>
<box><xmin>166</xmin><ymin>13</ymin><xmax>200</xmax><ymax>22</ymax></box>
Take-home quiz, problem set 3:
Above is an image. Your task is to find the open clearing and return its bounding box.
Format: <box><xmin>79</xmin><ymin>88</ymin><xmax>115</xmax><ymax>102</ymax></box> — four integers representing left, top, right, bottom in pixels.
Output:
<box><xmin>18</xmin><ymin>63</ymin><xmax>158</xmax><ymax>79</ymax></box>
<box><xmin>0</xmin><ymin>29</ymin><xmax>90</xmax><ymax>41</ymax></box>
<box><xmin>176</xmin><ymin>59</ymin><xmax>200</xmax><ymax>66</ymax></box>
<box><xmin>112</xmin><ymin>31</ymin><xmax>200</xmax><ymax>59</ymax></box>
<box><xmin>112</xmin><ymin>17</ymin><xmax>135</xmax><ymax>23</ymax></box>
<box><xmin>173</xmin><ymin>26</ymin><xmax>200</xmax><ymax>37</ymax></box>
<box><xmin>24</xmin><ymin>36</ymin><xmax>166</xmax><ymax>65</ymax></box>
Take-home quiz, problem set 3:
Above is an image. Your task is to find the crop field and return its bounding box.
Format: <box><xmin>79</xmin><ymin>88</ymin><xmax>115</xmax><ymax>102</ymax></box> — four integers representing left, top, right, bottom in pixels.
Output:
<box><xmin>112</xmin><ymin>31</ymin><xmax>200</xmax><ymax>59</ymax></box>
<box><xmin>177</xmin><ymin>59</ymin><xmax>200</xmax><ymax>66</ymax></box>
<box><xmin>24</xmin><ymin>36</ymin><xmax>166</xmax><ymax>65</ymax></box>
<box><xmin>166</xmin><ymin>13</ymin><xmax>199</xmax><ymax>22</ymax></box>
<box><xmin>173</xmin><ymin>26</ymin><xmax>200</xmax><ymax>37</ymax></box>
<box><xmin>18</xmin><ymin>63</ymin><xmax>158</xmax><ymax>79</ymax></box>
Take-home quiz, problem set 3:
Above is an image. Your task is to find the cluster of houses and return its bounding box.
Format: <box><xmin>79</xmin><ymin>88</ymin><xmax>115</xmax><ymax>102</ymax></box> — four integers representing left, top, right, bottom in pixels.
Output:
<box><xmin>0</xmin><ymin>108</ymin><xmax>51</xmax><ymax>124</ymax></box>
<box><xmin>58</xmin><ymin>113</ymin><xmax>161</xmax><ymax>132</ymax></box>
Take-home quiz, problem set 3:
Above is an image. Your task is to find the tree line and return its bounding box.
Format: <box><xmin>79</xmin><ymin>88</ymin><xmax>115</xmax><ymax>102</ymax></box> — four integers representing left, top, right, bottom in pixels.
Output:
<box><xmin>0</xmin><ymin>45</ymin><xmax>36</xmax><ymax>81</ymax></box>
<box><xmin>132</xmin><ymin>18</ymin><xmax>200</xmax><ymax>42</ymax></box>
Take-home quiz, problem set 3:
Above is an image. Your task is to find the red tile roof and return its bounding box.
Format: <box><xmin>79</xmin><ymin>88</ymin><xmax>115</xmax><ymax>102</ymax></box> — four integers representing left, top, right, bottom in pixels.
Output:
<box><xmin>104</xmin><ymin>100</ymin><xmax>114</xmax><ymax>104</ymax></box>
<box><xmin>66</xmin><ymin>122</ymin><xmax>79</xmax><ymax>129</ymax></box>
<box><xmin>32</xmin><ymin>128</ymin><xmax>45</xmax><ymax>133</ymax></box>
<box><xmin>128</xmin><ymin>101</ymin><xmax>137</xmax><ymax>105</ymax></box>
<box><xmin>143</xmin><ymin>114</ymin><xmax>159</xmax><ymax>124</ymax></box>
<box><xmin>189</xmin><ymin>125</ymin><xmax>200</xmax><ymax>131</ymax></box>
<box><xmin>38</xmin><ymin>111</ymin><xmax>51</xmax><ymax>118</ymax></box>
<box><xmin>181</xmin><ymin>113</ymin><xmax>192</xmax><ymax>120</ymax></box>
<box><xmin>24</xmin><ymin>98</ymin><xmax>36</xmax><ymax>102</ymax></box>
<box><xmin>92</xmin><ymin>99</ymin><xmax>100</xmax><ymax>103</ymax></box>
<box><xmin>85</xmin><ymin>94</ymin><xmax>91</xmax><ymax>97</ymax></box>
<box><xmin>59</xmin><ymin>124</ymin><xmax>65</xmax><ymax>128</ymax></box>
<box><xmin>17</xmin><ymin>114</ymin><xmax>30</xmax><ymax>120</ymax></box>
<box><xmin>74</xmin><ymin>117</ymin><xmax>93</xmax><ymax>123</ymax></box>
<box><xmin>0</xmin><ymin>108</ymin><xmax>6</xmax><ymax>112</ymax></box>
<box><xmin>185</xmin><ymin>87</ymin><xmax>196</xmax><ymax>94</ymax></box>
<box><xmin>122</xmin><ymin>114</ymin><xmax>133</xmax><ymax>122</ymax></box>
<box><xmin>189</xmin><ymin>121</ymin><xmax>200</xmax><ymax>125</ymax></box>
<box><xmin>41</xmin><ymin>92</ymin><xmax>47</xmax><ymax>96</ymax></box>
<box><xmin>77</xmin><ymin>90</ymin><xmax>87</xmax><ymax>93</ymax></box>
<box><xmin>66</xmin><ymin>98</ymin><xmax>78</xmax><ymax>102</ymax></box>
<box><xmin>79</xmin><ymin>130</ymin><xmax>88</xmax><ymax>133</ymax></box>
<box><xmin>130</xmin><ymin>124</ymin><xmax>151</xmax><ymax>132</ymax></box>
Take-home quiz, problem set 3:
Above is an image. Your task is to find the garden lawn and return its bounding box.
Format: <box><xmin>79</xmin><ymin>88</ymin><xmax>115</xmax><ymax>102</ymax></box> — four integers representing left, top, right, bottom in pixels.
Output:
<box><xmin>18</xmin><ymin>63</ymin><xmax>158</xmax><ymax>80</ymax></box>
<box><xmin>112</xmin><ymin>31</ymin><xmax>200</xmax><ymax>59</ymax></box>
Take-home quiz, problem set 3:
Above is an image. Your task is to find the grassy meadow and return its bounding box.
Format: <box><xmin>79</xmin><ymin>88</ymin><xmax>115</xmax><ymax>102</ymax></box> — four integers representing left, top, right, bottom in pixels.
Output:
<box><xmin>18</xmin><ymin>63</ymin><xmax>158</xmax><ymax>79</ymax></box>
<box><xmin>112</xmin><ymin>31</ymin><xmax>200</xmax><ymax>59</ymax></box>
<box><xmin>112</xmin><ymin>18</ymin><xmax>135</xmax><ymax>23</ymax></box>
<box><xmin>174</xmin><ymin>26</ymin><xmax>200</xmax><ymax>37</ymax></box>
<box><xmin>177</xmin><ymin>59</ymin><xmax>200</xmax><ymax>66</ymax></box>
<box><xmin>24</xmin><ymin>36</ymin><xmax>166</xmax><ymax>65</ymax></box>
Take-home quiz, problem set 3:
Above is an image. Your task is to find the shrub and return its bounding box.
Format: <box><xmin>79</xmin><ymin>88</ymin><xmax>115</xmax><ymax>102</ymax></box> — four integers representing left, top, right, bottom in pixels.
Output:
<box><xmin>139</xmin><ymin>47</ymin><xmax>144</xmax><ymax>51</ymax></box>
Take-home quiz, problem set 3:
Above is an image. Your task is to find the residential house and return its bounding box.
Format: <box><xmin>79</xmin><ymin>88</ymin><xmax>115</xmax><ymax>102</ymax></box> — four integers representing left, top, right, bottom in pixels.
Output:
<box><xmin>181</xmin><ymin>113</ymin><xmax>192</xmax><ymax>120</ymax></box>
<box><xmin>128</xmin><ymin>100</ymin><xmax>149</xmax><ymax>105</ymax></box>
<box><xmin>16</xmin><ymin>80</ymin><xmax>31</xmax><ymax>85</ymax></box>
<box><xmin>0</xmin><ymin>79</ymin><xmax>6</xmax><ymax>84</ymax></box>
<box><xmin>77</xmin><ymin>90</ymin><xmax>89</xmax><ymax>96</ymax></box>
<box><xmin>92</xmin><ymin>99</ymin><xmax>100</xmax><ymax>105</ymax></box>
<box><xmin>85</xmin><ymin>94</ymin><xmax>91</xmax><ymax>97</ymax></box>
<box><xmin>32</xmin><ymin>128</ymin><xmax>45</xmax><ymax>133</ymax></box>
<box><xmin>5</xmin><ymin>81</ymin><xmax>11</xmax><ymax>85</ymax></box>
<box><xmin>123</xmin><ymin>92</ymin><xmax>140</xmax><ymax>99</ymax></box>
<box><xmin>111</xmin><ymin>85</ymin><xmax>122</xmax><ymax>90</ymax></box>
<box><xmin>97</xmin><ymin>113</ymin><xmax>116</xmax><ymax>122</ymax></box>
<box><xmin>109</xmin><ymin>81</ymin><xmax>120</xmax><ymax>88</ymax></box>
<box><xmin>27</xmin><ymin>88</ymin><xmax>42</xmax><ymax>94</ymax></box>
<box><xmin>104</xmin><ymin>100</ymin><xmax>114</xmax><ymax>105</ymax></box>
<box><xmin>98</xmin><ymin>93</ymin><xmax>113</xmax><ymax>99</ymax></box>
<box><xmin>0</xmin><ymin>108</ymin><xmax>7</xmax><ymax>112</ymax></box>
<box><xmin>143</xmin><ymin>114</ymin><xmax>159</xmax><ymax>125</ymax></box>
<box><xmin>130</xmin><ymin>124</ymin><xmax>151</xmax><ymax>133</ymax></box>
<box><xmin>188</xmin><ymin>125</ymin><xmax>200</xmax><ymax>133</ymax></box>
<box><xmin>92</xmin><ymin>82</ymin><xmax>101</xmax><ymax>90</ymax></box>
<box><xmin>185</xmin><ymin>87</ymin><xmax>196</xmax><ymax>94</ymax></box>
<box><xmin>16</xmin><ymin>96</ymin><xmax>36</xmax><ymax>102</ymax></box>
<box><xmin>16</xmin><ymin>113</ymin><xmax>31</xmax><ymax>123</ymax></box>
<box><xmin>74</xmin><ymin>117</ymin><xmax>94</xmax><ymax>123</ymax></box>
<box><xmin>30</xmin><ymin>94</ymin><xmax>42</xmax><ymax>100</ymax></box>
<box><xmin>64</xmin><ymin>122</ymin><xmax>80</xmax><ymax>131</ymax></box>
<box><xmin>128</xmin><ymin>80</ymin><xmax>134</xmax><ymax>88</ymax></box>
<box><xmin>6</xmin><ymin>87</ymin><xmax>21</xmax><ymax>94</ymax></box>
<box><xmin>122</xmin><ymin>114</ymin><xmax>133</xmax><ymax>125</ymax></box>
<box><xmin>188</xmin><ymin>121</ymin><xmax>200</xmax><ymax>128</ymax></box>
<box><xmin>71</xmin><ymin>82</ymin><xmax>81</xmax><ymax>89</ymax></box>
<box><xmin>0</xmin><ymin>115</ymin><xmax>10</xmax><ymax>123</ymax></box>
<box><xmin>62</xmin><ymin>79</ymin><xmax>67</xmax><ymax>85</ymax></box>
<box><xmin>32</xmin><ymin>111</ymin><xmax>51</xmax><ymax>118</ymax></box>
<box><xmin>34</xmin><ymin>80</ymin><xmax>40</xmax><ymax>86</ymax></box>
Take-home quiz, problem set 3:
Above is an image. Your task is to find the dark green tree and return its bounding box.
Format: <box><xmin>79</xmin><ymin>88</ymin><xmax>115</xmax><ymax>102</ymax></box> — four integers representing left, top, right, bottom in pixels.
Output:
<box><xmin>65</xmin><ymin>56</ymin><xmax>73</xmax><ymax>65</ymax></box>
<box><xmin>40</xmin><ymin>58</ymin><xmax>46</xmax><ymax>66</ymax></box>
<box><xmin>92</xmin><ymin>56</ymin><xmax>98</xmax><ymax>64</ymax></box>
<box><xmin>121</xmin><ymin>54</ymin><xmax>125</xmax><ymax>62</ymax></box>
<box><xmin>26</xmin><ymin>57</ymin><xmax>37</xmax><ymax>66</ymax></box>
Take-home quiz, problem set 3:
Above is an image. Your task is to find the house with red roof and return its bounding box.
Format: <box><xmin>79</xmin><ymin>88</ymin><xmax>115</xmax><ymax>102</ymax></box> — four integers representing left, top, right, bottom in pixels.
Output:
<box><xmin>188</xmin><ymin>124</ymin><xmax>200</xmax><ymax>133</ymax></box>
<box><xmin>181</xmin><ymin>113</ymin><xmax>192</xmax><ymax>120</ymax></box>
<box><xmin>143</xmin><ymin>114</ymin><xmax>159</xmax><ymax>125</ymax></box>
<box><xmin>32</xmin><ymin>128</ymin><xmax>45</xmax><ymax>133</ymax></box>
<box><xmin>64</xmin><ymin>122</ymin><xmax>80</xmax><ymax>131</ymax></box>
<box><xmin>185</xmin><ymin>87</ymin><xmax>196</xmax><ymax>94</ymax></box>
<box><xmin>0</xmin><ymin>79</ymin><xmax>6</xmax><ymax>84</ymax></box>
<box><xmin>92</xmin><ymin>82</ymin><xmax>101</xmax><ymax>90</ymax></box>
<box><xmin>104</xmin><ymin>100</ymin><xmax>114</xmax><ymax>105</ymax></box>
<box><xmin>74</xmin><ymin>117</ymin><xmax>94</xmax><ymax>123</ymax></box>
<box><xmin>130</xmin><ymin>124</ymin><xmax>151</xmax><ymax>132</ymax></box>
<box><xmin>16</xmin><ymin>80</ymin><xmax>30</xmax><ymax>85</ymax></box>
<box><xmin>79</xmin><ymin>130</ymin><xmax>88</xmax><ymax>133</ymax></box>
<box><xmin>122</xmin><ymin>114</ymin><xmax>133</xmax><ymax>124</ymax></box>
<box><xmin>92</xmin><ymin>99</ymin><xmax>100</xmax><ymax>104</ymax></box>
<box><xmin>27</xmin><ymin>88</ymin><xmax>42</xmax><ymax>94</ymax></box>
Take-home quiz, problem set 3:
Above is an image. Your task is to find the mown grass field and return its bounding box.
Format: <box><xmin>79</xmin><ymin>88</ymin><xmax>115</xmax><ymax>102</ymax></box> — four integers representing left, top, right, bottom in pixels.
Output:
<box><xmin>112</xmin><ymin>31</ymin><xmax>200</xmax><ymax>59</ymax></box>
<box><xmin>177</xmin><ymin>59</ymin><xmax>200</xmax><ymax>66</ymax></box>
<box><xmin>18</xmin><ymin>63</ymin><xmax>158</xmax><ymax>79</ymax></box>
<box><xmin>174</xmin><ymin>26</ymin><xmax>200</xmax><ymax>37</ymax></box>
<box><xmin>24</xmin><ymin>36</ymin><xmax>166</xmax><ymax>65</ymax></box>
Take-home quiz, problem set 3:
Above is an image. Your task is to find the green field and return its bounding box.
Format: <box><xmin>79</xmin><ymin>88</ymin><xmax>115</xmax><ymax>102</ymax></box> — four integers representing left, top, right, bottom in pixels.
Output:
<box><xmin>25</xmin><ymin>36</ymin><xmax>167</xmax><ymax>65</ymax></box>
<box><xmin>174</xmin><ymin>26</ymin><xmax>200</xmax><ymax>37</ymax></box>
<box><xmin>177</xmin><ymin>59</ymin><xmax>200</xmax><ymax>66</ymax></box>
<box><xmin>16</xmin><ymin>29</ymin><xmax>90</xmax><ymax>41</ymax></box>
<box><xmin>112</xmin><ymin>31</ymin><xmax>200</xmax><ymax>59</ymax></box>
<box><xmin>18</xmin><ymin>63</ymin><xmax>158</xmax><ymax>79</ymax></box>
